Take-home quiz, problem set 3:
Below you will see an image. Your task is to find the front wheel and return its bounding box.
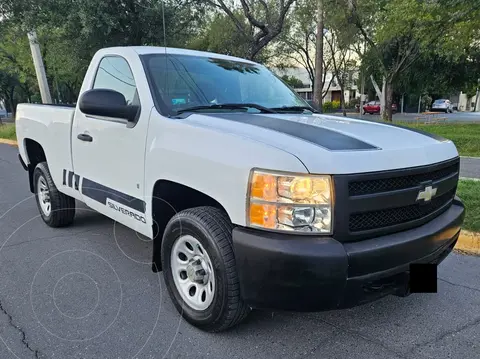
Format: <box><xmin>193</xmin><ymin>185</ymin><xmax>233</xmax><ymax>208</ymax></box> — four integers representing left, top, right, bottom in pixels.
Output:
<box><xmin>161</xmin><ymin>206</ymin><xmax>250</xmax><ymax>332</ymax></box>
<box><xmin>34</xmin><ymin>162</ymin><xmax>75</xmax><ymax>227</ymax></box>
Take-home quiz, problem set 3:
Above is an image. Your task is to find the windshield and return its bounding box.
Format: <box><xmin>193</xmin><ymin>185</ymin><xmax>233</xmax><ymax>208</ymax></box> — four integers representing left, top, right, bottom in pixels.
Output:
<box><xmin>141</xmin><ymin>54</ymin><xmax>308</xmax><ymax>115</ymax></box>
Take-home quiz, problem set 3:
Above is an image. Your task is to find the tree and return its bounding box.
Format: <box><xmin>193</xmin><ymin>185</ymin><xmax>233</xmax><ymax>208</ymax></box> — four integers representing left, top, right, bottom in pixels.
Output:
<box><xmin>339</xmin><ymin>0</ymin><xmax>480</xmax><ymax>121</ymax></box>
<box><xmin>280</xmin><ymin>75</ymin><xmax>305</xmax><ymax>88</ymax></box>
<box><xmin>1</xmin><ymin>0</ymin><xmax>205</xmax><ymax>104</ymax></box>
<box><xmin>313</xmin><ymin>0</ymin><xmax>324</xmax><ymax>111</ymax></box>
<box><xmin>324</xmin><ymin>30</ymin><xmax>357</xmax><ymax>116</ymax></box>
<box><xmin>0</xmin><ymin>19</ymin><xmax>38</xmax><ymax>115</ymax></box>
<box><xmin>188</xmin><ymin>12</ymin><xmax>255</xmax><ymax>59</ymax></box>
<box><xmin>275</xmin><ymin>0</ymin><xmax>333</xmax><ymax>101</ymax></box>
<box><xmin>204</xmin><ymin>0</ymin><xmax>296</xmax><ymax>60</ymax></box>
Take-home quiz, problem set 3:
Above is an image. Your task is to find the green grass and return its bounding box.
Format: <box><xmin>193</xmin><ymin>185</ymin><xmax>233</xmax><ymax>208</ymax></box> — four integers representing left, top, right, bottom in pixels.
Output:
<box><xmin>401</xmin><ymin>123</ymin><xmax>480</xmax><ymax>157</ymax></box>
<box><xmin>0</xmin><ymin>123</ymin><xmax>16</xmax><ymax>140</ymax></box>
<box><xmin>457</xmin><ymin>179</ymin><xmax>480</xmax><ymax>232</ymax></box>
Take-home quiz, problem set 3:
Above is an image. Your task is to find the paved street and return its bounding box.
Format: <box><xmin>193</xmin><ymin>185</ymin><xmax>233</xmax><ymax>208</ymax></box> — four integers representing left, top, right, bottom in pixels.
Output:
<box><xmin>1</xmin><ymin>143</ymin><xmax>480</xmax><ymax>359</ymax></box>
<box><xmin>335</xmin><ymin>111</ymin><xmax>480</xmax><ymax>123</ymax></box>
<box><xmin>460</xmin><ymin>157</ymin><xmax>480</xmax><ymax>179</ymax></box>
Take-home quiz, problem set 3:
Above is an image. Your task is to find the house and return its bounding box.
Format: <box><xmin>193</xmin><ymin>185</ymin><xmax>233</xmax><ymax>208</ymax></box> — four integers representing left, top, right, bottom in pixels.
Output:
<box><xmin>272</xmin><ymin>67</ymin><xmax>360</xmax><ymax>104</ymax></box>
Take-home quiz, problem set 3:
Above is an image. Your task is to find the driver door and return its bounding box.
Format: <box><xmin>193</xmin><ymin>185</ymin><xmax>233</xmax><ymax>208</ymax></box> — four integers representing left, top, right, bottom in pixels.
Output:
<box><xmin>71</xmin><ymin>55</ymin><xmax>150</xmax><ymax>236</ymax></box>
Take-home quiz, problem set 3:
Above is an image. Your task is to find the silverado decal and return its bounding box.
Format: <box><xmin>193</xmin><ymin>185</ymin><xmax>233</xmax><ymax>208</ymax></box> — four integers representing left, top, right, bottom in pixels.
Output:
<box><xmin>62</xmin><ymin>169</ymin><xmax>147</xmax><ymax>223</ymax></box>
<box><xmin>107</xmin><ymin>199</ymin><xmax>146</xmax><ymax>223</ymax></box>
<box><xmin>81</xmin><ymin>177</ymin><xmax>146</xmax><ymax>213</ymax></box>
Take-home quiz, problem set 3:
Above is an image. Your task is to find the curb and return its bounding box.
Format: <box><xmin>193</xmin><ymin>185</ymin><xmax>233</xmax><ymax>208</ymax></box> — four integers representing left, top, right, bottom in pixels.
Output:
<box><xmin>455</xmin><ymin>230</ymin><xmax>480</xmax><ymax>256</ymax></box>
<box><xmin>460</xmin><ymin>156</ymin><xmax>480</xmax><ymax>160</ymax></box>
<box><xmin>460</xmin><ymin>177</ymin><xmax>480</xmax><ymax>182</ymax></box>
<box><xmin>0</xmin><ymin>138</ymin><xmax>18</xmax><ymax>146</ymax></box>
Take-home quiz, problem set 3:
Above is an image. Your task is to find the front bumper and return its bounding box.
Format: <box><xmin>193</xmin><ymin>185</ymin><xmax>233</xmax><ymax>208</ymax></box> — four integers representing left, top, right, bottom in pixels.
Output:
<box><xmin>232</xmin><ymin>198</ymin><xmax>464</xmax><ymax>311</ymax></box>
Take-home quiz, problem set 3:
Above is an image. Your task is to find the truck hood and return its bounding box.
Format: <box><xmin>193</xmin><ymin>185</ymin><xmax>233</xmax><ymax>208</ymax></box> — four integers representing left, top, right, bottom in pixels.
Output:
<box><xmin>182</xmin><ymin>113</ymin><xmax>458</xmax><ymax>174</ymax></box>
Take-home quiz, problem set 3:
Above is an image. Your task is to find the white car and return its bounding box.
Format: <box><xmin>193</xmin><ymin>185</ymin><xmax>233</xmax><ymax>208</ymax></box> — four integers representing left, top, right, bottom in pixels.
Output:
<box><xmin>431</xmin><ymin>99</ymin><xmax>453</xmax><ymax>113</ymax></box>
<box><xmin>15</xmin><ymin>46</ymin><xmax>465</xmax><ymax>331</ymax></box>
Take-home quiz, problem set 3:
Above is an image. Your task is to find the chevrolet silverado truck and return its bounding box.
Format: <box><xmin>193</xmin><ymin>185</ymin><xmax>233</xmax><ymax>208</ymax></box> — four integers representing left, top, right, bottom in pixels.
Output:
<box><xmin>16</xmin><ymin>46</ymin><xmax>464</xmax><ymax>332</ymax></box>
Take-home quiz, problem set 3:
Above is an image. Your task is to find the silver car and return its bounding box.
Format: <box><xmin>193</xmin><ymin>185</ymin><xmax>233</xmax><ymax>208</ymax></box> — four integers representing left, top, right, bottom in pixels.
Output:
<box><xmin>431</xmin><ymin>99</ymin><xmax>453</xmax><ymax>113</ymax></box>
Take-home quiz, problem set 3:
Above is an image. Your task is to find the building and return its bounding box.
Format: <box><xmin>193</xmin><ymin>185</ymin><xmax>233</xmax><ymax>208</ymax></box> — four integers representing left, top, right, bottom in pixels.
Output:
<box><xmin>272</xmin><ymin>67</ymin><xmax>360</xmax><ymax>104</ymax></box>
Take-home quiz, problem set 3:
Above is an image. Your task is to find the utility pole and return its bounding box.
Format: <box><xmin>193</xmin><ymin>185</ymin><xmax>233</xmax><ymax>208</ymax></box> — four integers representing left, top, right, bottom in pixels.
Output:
<box><xmin>474</xmin><ymin>78</ymin><xmax>480</xmax><ymax>112</ymax></box>
<box><xmin>313</xmin><ymin>0</ymin><xmax>324</xmax><ymax>112</ymax></box>
<box><xmin>27</xmin><ymin>31</ymin><xmax>52</xmax><ymax>104</ymax></box>
<box><xmin>359</xmin><ymin>40</ymin><xmax>366</xmax><ymax>118</ymax></box>
<box><xmin>360</xmin><ymin>71</ymin><xmax>365</xmax><ymax>118</ymax></box>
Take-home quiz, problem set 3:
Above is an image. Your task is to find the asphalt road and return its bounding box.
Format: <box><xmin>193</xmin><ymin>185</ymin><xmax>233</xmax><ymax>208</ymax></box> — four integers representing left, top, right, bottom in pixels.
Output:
<box><xmin>335</xmin><ymin>111</ymin><xmax>480</xmax><ymax>123</ymax></box>
<box><xmin>1</xmin><ymin>143</ymin><xmax>480</xmax><ymax>359</ymax></box>
<box><xmin>460</xmin><ymin>157</ymin><xmax>480</xmax><ymax>179</ymax></box>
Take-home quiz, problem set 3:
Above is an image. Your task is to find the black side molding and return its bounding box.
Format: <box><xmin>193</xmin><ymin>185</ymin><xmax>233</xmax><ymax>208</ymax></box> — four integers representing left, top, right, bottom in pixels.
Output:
<box><xmin>81</xmin><ymin>177</ymin><xmax>146</xmax><ymax>213</ymax></box>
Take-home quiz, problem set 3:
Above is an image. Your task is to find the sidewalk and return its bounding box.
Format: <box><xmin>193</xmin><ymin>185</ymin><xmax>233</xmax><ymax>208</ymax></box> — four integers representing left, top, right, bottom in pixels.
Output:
<box><xmin>460</xmin><ymin>157</ymin><xmax>480</xmax><ymax>179</ymax></box>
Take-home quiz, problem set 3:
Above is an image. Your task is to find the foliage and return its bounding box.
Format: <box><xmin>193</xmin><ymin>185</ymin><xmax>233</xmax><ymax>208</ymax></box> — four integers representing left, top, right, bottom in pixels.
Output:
<box><xmin>188</xmin><ymin>12</ymin><xmax>255</xmax><ymax>60</ymax></box>
<box><xmin>345</xmin><ymin>98</ymin><xmax>359</xmax><ymax>109</ymax></box>
<box><xmin>1</xmin><ymin>0</ymin><xmax>479</xmax><ymax>112</ymax></box>
<box><xmin>0</xmin><ymin>123</ymin><xmax>16</xmax><ymax>140</ymax></box>
<box><xmin>456</xmin><ymin>180</ymin><xmax>480</xmax><ymax>232</ymax></box>
<box><xmin>280</xmin><ymin>75</ymin><xmax>305</xmax><ymax>88</ymax></box>
<box><xmin>203</xmin><ymin>0</ymin><xmax>296</xmax><ymax>60</ymax></box>
<box><xmin>323</xmin><ymin>100</ymin><xmax>340</xmax><ymax>112</ymax></box>
<box><xmin>0</xmin><ymin>0</ymin><xmax>204</xmax><ymax>107</ymax></box>
<box><xmin>276</xmin><ymin>0</ymin><xmax>352</xmax><ymax>99</ymax></box>
<box><xmin>336</xmin><ymin>0</ymin><xmax>480</xmax><ymax>121</ymax></box>
<box><xmin>275</xmin><ymin>0</ymin><xmax>321</xmax><ymax>83</ymax></box>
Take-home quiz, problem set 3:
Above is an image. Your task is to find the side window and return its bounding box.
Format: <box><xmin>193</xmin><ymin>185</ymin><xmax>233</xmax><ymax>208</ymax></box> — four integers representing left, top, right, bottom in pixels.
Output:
<box><xmin>93</xmin><ymin>56</ymin><xmax>139</xmax><ymax>106</ymax></box>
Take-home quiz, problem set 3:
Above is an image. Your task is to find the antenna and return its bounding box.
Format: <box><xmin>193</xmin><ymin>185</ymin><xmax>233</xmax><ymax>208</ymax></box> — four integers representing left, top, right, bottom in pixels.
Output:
<box><xmin>161</xmin><ymin>0</ymin><xmax>169</xmax><ymax>108</ymax></box>
<box><xmin>161</xmin><ymin>0</ymin><xmax>167</xmax><ymax>50</ymax></box>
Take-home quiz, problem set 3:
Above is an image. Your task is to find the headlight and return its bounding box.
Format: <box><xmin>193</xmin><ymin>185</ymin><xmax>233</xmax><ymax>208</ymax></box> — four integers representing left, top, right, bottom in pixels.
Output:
<box><xmin>247</xmin><ymin>169</ymin><xmax>333</xmax><ymax>233</ymax></box>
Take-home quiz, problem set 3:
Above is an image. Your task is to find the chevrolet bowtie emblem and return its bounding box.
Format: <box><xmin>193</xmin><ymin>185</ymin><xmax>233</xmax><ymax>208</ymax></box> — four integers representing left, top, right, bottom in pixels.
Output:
<box><xmin>417</xmin><ymin>185</ymin><xmax>437</xmax><ymax>202</ymax></box>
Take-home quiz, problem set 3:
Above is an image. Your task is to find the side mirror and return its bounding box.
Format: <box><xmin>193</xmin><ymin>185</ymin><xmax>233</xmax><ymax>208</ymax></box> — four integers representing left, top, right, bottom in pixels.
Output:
<box><xmin>79</xmin><ymin>89</ymin><xmax>139</xmax><ymax>122</ymax></box>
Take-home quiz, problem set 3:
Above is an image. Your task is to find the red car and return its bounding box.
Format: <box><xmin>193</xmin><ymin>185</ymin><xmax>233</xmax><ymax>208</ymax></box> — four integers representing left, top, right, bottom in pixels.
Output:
<box><xmin>363</xmin><ymin>101</ymin><xmax>397</xmax><ymax>114</ymax></box>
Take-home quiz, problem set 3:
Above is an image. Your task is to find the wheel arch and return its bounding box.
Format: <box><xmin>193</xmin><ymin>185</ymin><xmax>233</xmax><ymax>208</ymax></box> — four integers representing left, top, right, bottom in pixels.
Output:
<box><xmin>150</xmin><ymin>179</ymin><xmax>232</xmax><ymax>272</ymax></box>
<box><xmin>24</xmin><ymin>138</ymin><xmax>47</xmax><ymax>193</ymax></box>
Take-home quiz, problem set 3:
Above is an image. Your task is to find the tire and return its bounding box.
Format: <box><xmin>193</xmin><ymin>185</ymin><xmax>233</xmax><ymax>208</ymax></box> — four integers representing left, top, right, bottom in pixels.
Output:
<box><xmin>34</xmin><ymin>162</ymin><xmax>75</xmax><ymax>227</ymax></box>
<box><xmin>161</xmin><ymin>206</ymin><xmax>250</xmax><ymax>332</ymax></box>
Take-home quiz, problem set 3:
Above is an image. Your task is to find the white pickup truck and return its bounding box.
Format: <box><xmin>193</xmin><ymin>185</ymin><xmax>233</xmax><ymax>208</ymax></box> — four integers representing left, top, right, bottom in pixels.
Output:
<box><xmin>16</xmin><ymin>46</ymin><xmax>464</xmax><ymax>332</ymax></box>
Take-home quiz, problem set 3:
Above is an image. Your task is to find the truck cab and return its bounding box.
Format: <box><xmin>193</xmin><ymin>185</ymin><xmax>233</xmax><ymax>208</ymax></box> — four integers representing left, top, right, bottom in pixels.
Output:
<box><xmin>16</xmin><ymin>46</ymin><xmax>464</xmax><ymax>332</ymax></box>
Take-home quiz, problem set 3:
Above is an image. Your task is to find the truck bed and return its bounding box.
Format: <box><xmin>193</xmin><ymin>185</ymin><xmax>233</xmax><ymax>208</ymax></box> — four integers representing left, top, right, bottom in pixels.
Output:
<box><xmin>16</xmin><ymin>103</ymin><xmax>76</xmax><ymax>195</ymax></box>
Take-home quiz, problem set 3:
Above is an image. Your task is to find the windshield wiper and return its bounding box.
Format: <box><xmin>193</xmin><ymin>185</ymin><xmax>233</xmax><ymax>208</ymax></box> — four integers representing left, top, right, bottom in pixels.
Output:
<box><xmin>270</xmin><ymin>105</ymin><xmax>317</xmax><ymax>113</ymax></box>
<box><xmin>176</xmin><ymin>103</ymin><xmax>277</xmax><ymax>114</ymax></box>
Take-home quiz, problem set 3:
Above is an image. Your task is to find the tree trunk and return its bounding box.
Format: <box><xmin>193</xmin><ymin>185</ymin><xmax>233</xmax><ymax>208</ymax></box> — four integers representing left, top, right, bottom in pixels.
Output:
<box><xmin>313</xmin><ymin>0</ymin><xmax>324</xmax><ymax>112</ymax></box>
<box><xmin>380</xmin><ymin>78</ymin><xmax>386</xmax><ymax>118</ymax></box>
<box><xmin>382</xmin><ymin>80</ymin><xmax>393</xmax><ymax>122</ymax></box>
<box><xmin>340</xmin><ymin>85</ymin><xmax>346</xmax><ymax>116</ymax></box>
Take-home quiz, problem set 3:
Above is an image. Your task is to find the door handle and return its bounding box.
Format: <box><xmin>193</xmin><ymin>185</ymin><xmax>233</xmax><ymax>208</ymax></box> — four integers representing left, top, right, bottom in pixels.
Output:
<box><xmin>77</xmin><ymin>133</ymin><xmax>93</xmax><ymax>142</ymax></box>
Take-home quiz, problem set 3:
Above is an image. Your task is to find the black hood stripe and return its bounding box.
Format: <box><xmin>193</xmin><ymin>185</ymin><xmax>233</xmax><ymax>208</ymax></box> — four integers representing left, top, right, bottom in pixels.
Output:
<box><xmin>208</xmin><ymin>114</ymin><xmax>379</xmax><ymax>151</ymax></box>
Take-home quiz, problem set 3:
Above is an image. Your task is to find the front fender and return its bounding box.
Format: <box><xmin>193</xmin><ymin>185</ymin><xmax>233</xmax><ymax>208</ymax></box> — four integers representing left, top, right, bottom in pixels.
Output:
<box><xmin>144</xmin><ymin>114</ymin><xmax>307</xmax><ymax>226</ymax></box>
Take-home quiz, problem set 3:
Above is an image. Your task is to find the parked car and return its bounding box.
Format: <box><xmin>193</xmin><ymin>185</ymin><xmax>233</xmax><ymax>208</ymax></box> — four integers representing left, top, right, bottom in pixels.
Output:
<box><xmin>431</xmin><ymin>99</ymin><xmax>453</xmax><ymax>113</ymax></box>
<box><xmin>362</xmin><ymin>101</ymin><xmax>397</xmax><ymax>114</ymax></box>
<box><xmin>16</xmin><ymin>46</ymin><xmax>464</xmax><ymax>332</ymax></box>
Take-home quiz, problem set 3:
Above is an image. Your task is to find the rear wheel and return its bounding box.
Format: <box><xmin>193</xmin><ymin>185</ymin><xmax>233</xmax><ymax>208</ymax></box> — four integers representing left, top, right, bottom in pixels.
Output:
<box><xmin>161</xmin><ymin>206</ymin><xmax>250</xmax><ymax>332</ymax></box>
<box><xmin>34</xmin><ymin>162</ymin><xmax>75</xmax><ymax>227</ymax></box>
